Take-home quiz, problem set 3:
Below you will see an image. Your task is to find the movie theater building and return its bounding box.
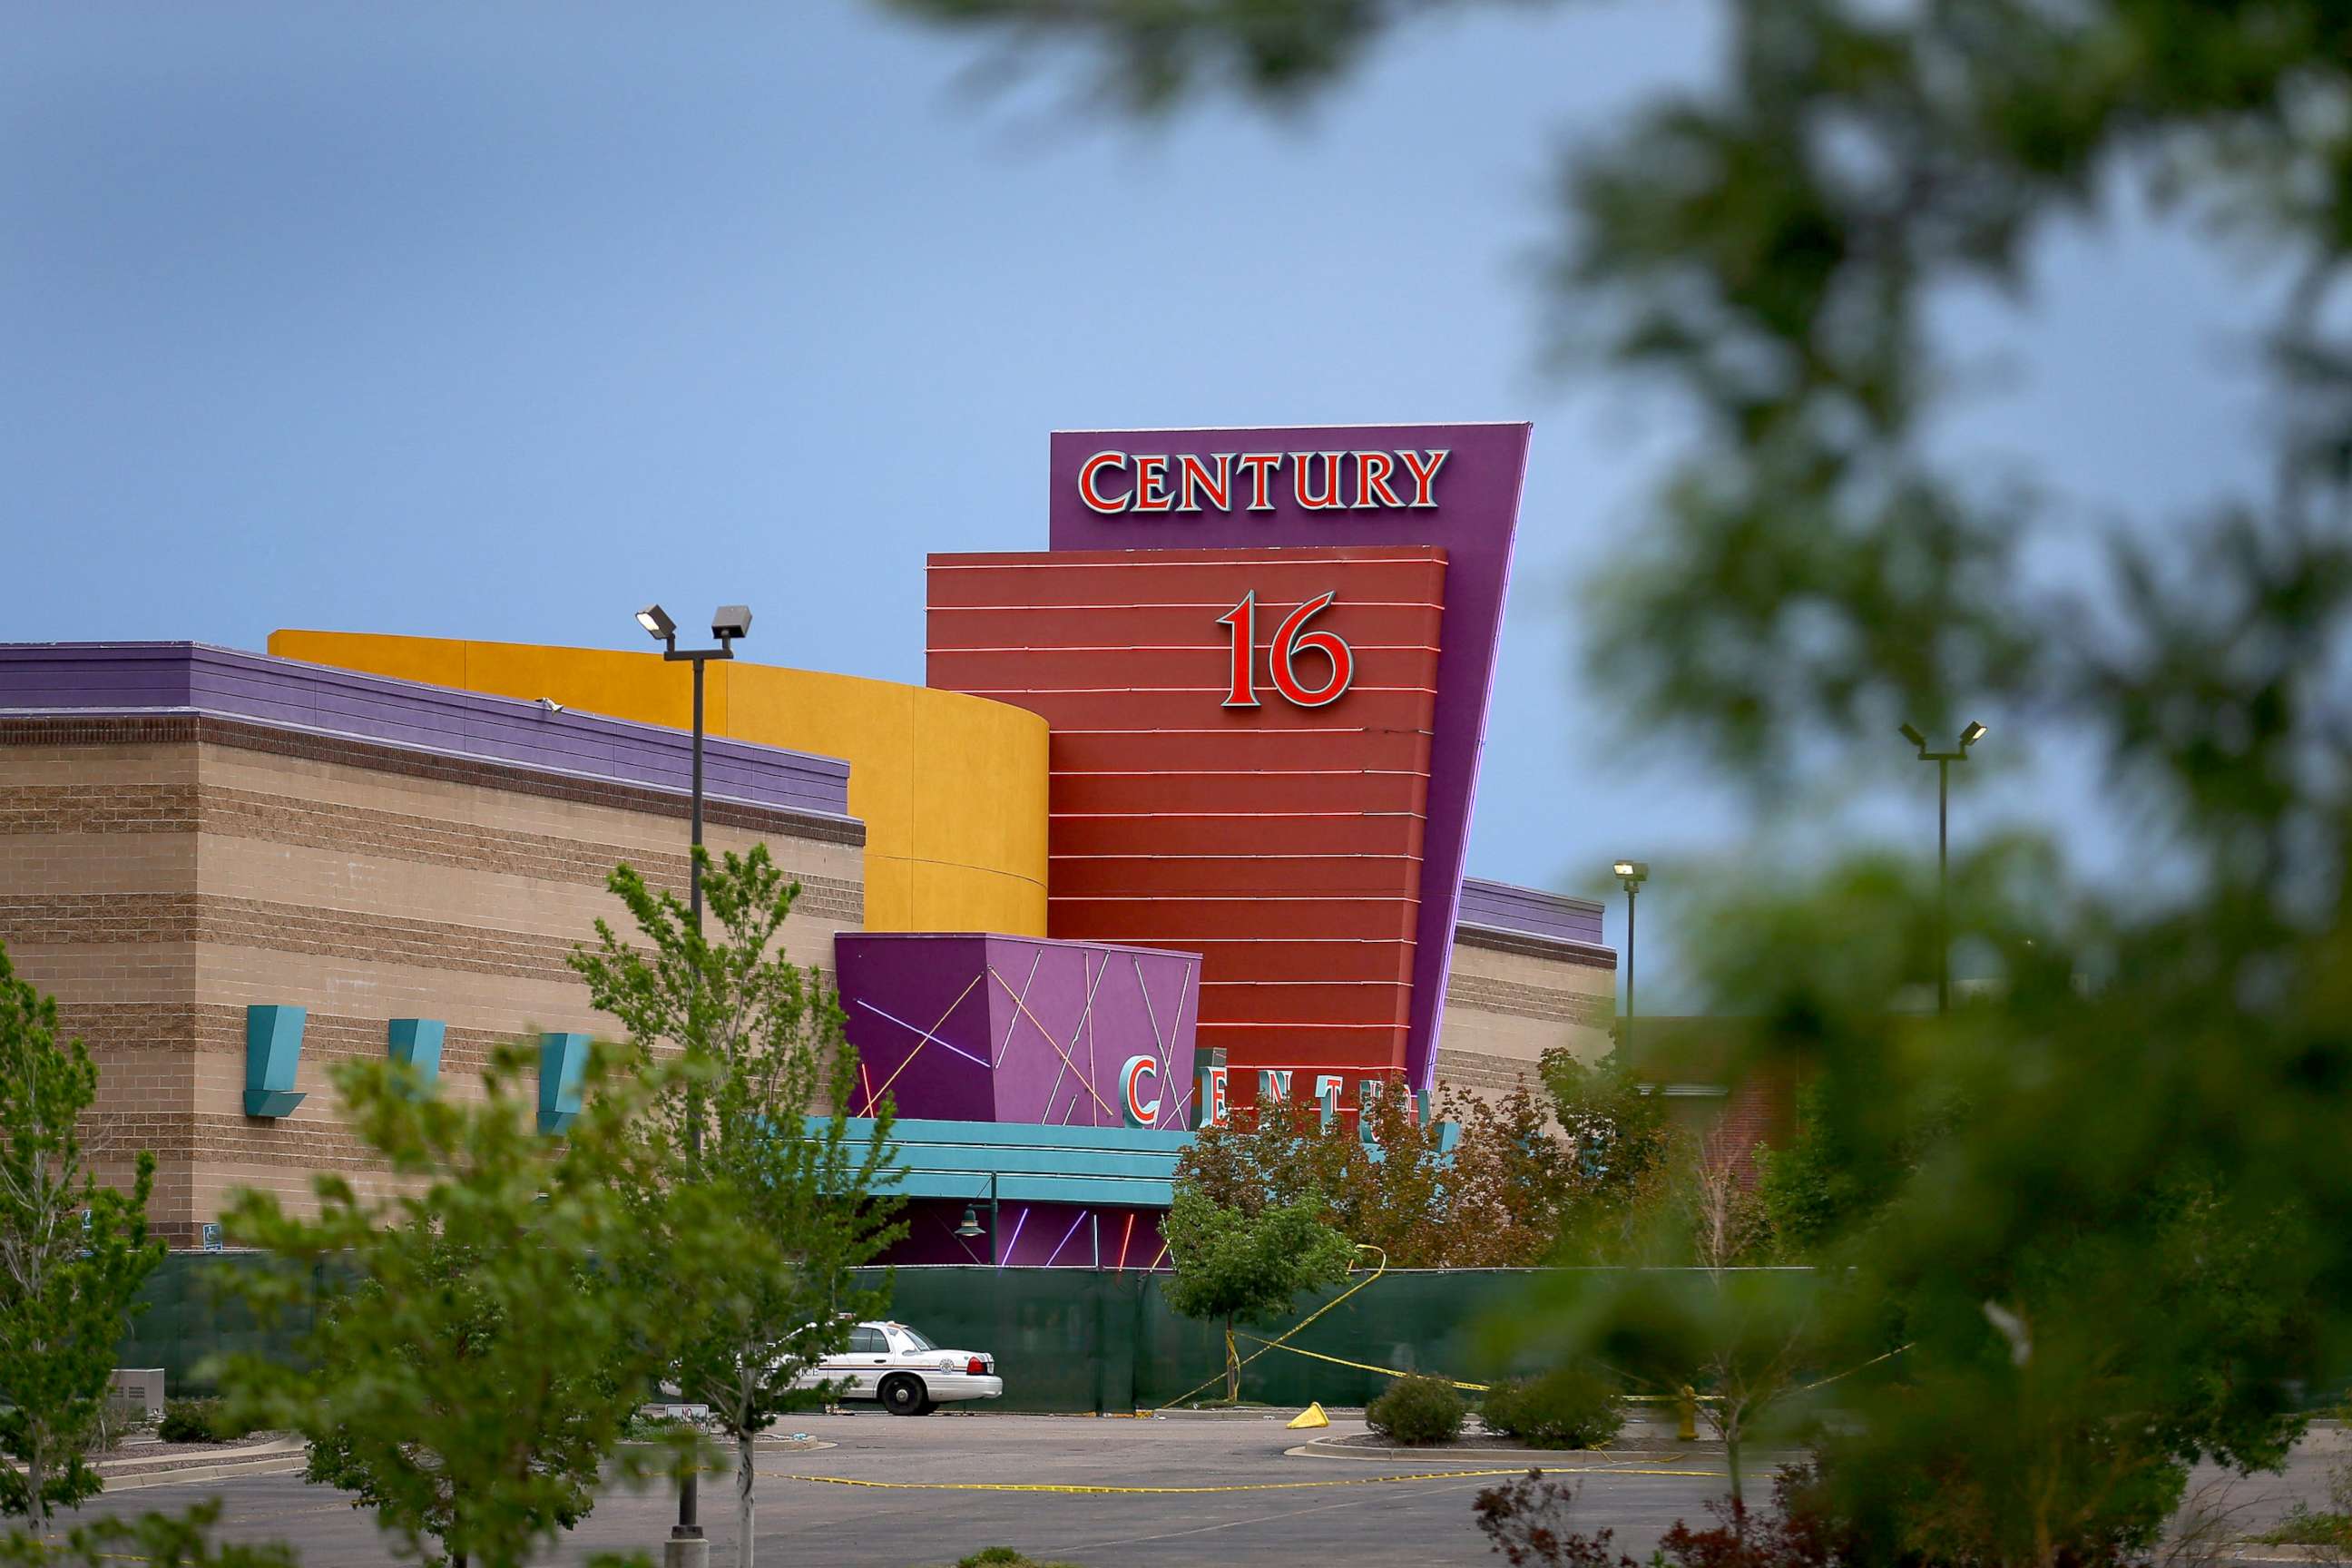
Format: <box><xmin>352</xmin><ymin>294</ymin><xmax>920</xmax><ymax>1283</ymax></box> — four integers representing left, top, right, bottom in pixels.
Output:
<box><xmin>0</xmin><ymin>422</ymin><xmax>1619</xmax><ymax>1257</ymax></box>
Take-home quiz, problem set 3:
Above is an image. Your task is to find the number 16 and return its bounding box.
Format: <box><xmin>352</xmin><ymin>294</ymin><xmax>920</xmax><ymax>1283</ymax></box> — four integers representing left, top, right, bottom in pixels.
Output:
<box><xmin>1218</xmin><ymin>592</ymin><xmax>1356</xmax><ymax>710</ymax></box>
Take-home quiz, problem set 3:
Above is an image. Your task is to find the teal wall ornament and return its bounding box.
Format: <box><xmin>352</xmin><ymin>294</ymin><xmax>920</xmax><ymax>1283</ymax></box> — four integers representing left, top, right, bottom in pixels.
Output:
<box><xmin>537</xmin><ymin>1032</ymin><xmax>590</xmax><ymax>1134</ymax></box>
<box><xmin>243</xmin><ymin>1005</ymin><xmax>307</xmax><ymax>1118</ymax></box>
<box><xmin>387</xmin><ymin>1019</ymin><xmax>446</xmax><ymax>1096</ymax></box>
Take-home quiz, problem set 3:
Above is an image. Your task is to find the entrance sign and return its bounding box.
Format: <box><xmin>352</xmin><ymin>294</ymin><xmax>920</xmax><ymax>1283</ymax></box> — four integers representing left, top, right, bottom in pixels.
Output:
<box><xmin>1078</xmin><ymin>448</ymin><xmax>1451</xmax><ymax>514</ymax></box>
<box><xmin>1120</xmin><ymin>1054</ymin><xmax>1162</xmax><ymax>1127</ymax></box>
<box><xmin>1198</xmin><ymin>1065</ymin><xmax>1229</xmax><ymax>1130</ymax></box>
<box><xmin>1216</xmin><ymin>592</ymin><xmax>1355</xmax><ymax>709</ymax></box>
<box><xmin>922</xmin><ymin>426</ymin><xmax>1528</xmax><ymax>1111</ymax></box>
<box><xmin>1054</xmin><ymin>423</ymin><xmax>1533</xmax><ymax>1100</ymax></box>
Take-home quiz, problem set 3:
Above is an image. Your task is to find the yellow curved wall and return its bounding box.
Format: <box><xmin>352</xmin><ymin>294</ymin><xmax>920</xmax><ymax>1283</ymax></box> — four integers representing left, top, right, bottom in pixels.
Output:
<box><xmin>267</xmin><ymin>630</ymin><xmax>1049</xmax><ymax>936</ymax></box>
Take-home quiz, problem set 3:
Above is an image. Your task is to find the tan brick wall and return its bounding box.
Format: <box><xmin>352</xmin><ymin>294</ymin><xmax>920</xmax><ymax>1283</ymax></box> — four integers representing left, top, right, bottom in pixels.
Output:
<box><xmin>1432</xmin><ymin>930</ymin><xmax>1616</xmax><ymax>1116</ymax></box>
<box><xmin>1431</xmin><ymin>1044</ymin><xmax>1544</xmax><ymax>1101</ymax></box>
<box><xmin>0</xmin><ymin>731</ymin><xmax>866</xmax><ymax>1245</ymax></box>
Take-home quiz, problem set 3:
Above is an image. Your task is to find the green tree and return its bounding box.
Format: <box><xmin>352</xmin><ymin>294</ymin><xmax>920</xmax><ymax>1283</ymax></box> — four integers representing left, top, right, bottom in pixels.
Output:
<box><xmin>219</xmin><ymin>1044</ymin><xmax>713</xmax><ymax>1568</ymax></box>
<box><xmin>1179</xmin><ymin>1085</ymin><xmax>1577</xmax><ymax>1267</ymax></box>
<box><xmin>570</xmin><ymin>845</ymin><xmax>903</xmax><ymax>1568</ymax></box>
<box><xmin>0</xmin><ymin>941</ymin><xmax>164</xmax><ymax>1519</ymax></box>
<box><xmin>1160</xmin><ymin>1190</ymin><xmax>1355</xmax><ymax>1403</ymax></box>
<box><xmin>1178</xmin><ymin>1089</ymin><xmax>1449</xmax><ymax>1260</ymax></box>
<box><xmin>1539</xmin><ymin>1051</ymin><xmax>1677</xmax><ymax>1263</ymax></box>
<box><xmin>1428</xmin><ymin>1086</ymin><xmax>1584</xmax><ymax>1267</ymax></box>
<box><xmin>1753</xmin><ymin>1064</ymin><xmax>1961</xmax><ymax>1264</ymax></box>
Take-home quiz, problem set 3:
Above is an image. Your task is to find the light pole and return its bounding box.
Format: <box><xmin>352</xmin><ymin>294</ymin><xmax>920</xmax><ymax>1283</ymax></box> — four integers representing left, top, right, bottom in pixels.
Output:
<box><xmin>1612</xmin><ymin>860</ymin><xmax>1648</xmax><ymax>1054</ymax></box>
<box><xmin>1898</xmin><ymin>720</ymin><xmax>1987</xmax><ymax>1014</ymax></box>
<box><xmin>635</xmin><ymin>602</ymin><xmax>750</xmax><ymax>1561</ymax></box>
<box><xmin>637</xmin><ymin>603</ymin><xmax>752</xmax><ymax>942</ymax></box>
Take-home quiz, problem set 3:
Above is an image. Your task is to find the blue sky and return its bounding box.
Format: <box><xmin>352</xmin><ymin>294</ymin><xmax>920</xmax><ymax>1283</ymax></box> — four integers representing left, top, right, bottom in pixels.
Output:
<box><xmin>0</xmin><ymin>3</ymin><xmax>2274</xmax><ymax>1006</ymax></box>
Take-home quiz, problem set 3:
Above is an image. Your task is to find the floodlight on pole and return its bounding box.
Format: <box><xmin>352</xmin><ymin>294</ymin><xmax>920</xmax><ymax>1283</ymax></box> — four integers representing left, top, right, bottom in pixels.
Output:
<box><xmin>634</xmin><ymin>598</ymin><xmax>750</xmax><ymax>1550</ymax></box>
<box><xmin>1612</xmin><ymin>860</ymin><xmax>1649</xmax><ymax>1055</ymax></box>
<box><xmin>1898</xmin><ymin>720</ymin><xmax>1990</xmax><ymax>1014</ymax></box>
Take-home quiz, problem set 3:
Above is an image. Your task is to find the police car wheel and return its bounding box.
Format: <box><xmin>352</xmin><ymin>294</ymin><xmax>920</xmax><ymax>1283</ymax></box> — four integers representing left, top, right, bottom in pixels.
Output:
<box><xmin>880</xmin><ymin>1374</ymin><xmax>928</xmax><ymax>1416</ymax></box>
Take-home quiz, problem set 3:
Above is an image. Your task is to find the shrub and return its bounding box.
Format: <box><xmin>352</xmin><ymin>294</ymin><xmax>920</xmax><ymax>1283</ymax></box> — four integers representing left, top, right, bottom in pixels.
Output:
<box><xmin>1479</xmin><ymin>1367</ymin><xmax>1625</xmax><ymax>1450</ymax></box>
<box><xmin>156</xmin><ymin>1399</ymin><xmax>249</xmax><ymax>1446</ymax></box>
<box><xmin>1367</xmin><ymin>1373</ymin><xmax>1467</xmax><ymax>1446</ymax></box>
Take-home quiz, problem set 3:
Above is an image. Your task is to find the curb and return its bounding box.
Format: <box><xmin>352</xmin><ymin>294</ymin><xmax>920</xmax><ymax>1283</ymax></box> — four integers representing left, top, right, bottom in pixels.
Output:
<box><xmin>1150</xmin><ymin>1406</ymin><xmax>1367</xmax><ymax>1421</ymax></box>
<box><xmin>1296</xmin><ymin>1439</ymin><xmax>1724</xmax><ymax>1465</ymax></box>
<box><xmin>1293</xmin><ymin>1436</ymin><xmax>1810</xmax><ymax>1465</ymax></box>
<box><xmin>100</xmin><ymin>1454</ymin><xmax>308</xmax><ymax>1491</ymax></box>
<box><xmin>95</xmin><ymin>1438</ymin><xmax>304</xmax><ymax>1475</ymax></box>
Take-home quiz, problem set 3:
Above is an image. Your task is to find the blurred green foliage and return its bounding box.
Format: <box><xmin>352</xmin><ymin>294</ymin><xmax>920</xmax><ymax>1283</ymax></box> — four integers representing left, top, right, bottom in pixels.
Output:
<box><xmin>878</xmin><ymin>0</ymin><xmax>1442</xmax><ymax>112</ymax></box>
<box><xmin>887</xmin><ymin>0</ymin><xmax>2352</xmax><ymax>1555</ymax></box>
<box><xmin>0</xmin><ymin>1501</ymin><xmax>297</xmax><ymax>1568</ymax></box>
<box><xmin>155</xmin><ymin>1398</ymin><xmax>253</xmax><ymax>1446</ymax></box>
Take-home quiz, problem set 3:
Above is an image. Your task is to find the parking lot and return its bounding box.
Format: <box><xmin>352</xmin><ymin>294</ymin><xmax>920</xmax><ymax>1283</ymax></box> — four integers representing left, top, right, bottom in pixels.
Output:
<box><xmin>64</xmin><ymin>1412</ymin><xmax>2347</xmax><ymax>1565</ymax></box>
<box><xmin>68</xmin><ymin>1412</ymin><xmax>1738</xmax><ymax>1566</ymax></box>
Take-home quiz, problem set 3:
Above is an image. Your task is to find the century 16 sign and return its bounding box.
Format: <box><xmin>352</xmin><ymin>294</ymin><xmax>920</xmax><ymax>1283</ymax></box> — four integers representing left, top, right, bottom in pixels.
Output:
<box><xmin>1079</xmin><ymin>446</ymin><xmax>1453</xmax><ymax>714</ymax></box>
<box><xmin>1074</xmin><ymin>446</ymin><xmax>1451</xmax><ymax>514</ymax></box>
<box><xmin>1034</xmin><ymin>423</ymin><xmax>1528</xmax><ymax>1113</ymax></box>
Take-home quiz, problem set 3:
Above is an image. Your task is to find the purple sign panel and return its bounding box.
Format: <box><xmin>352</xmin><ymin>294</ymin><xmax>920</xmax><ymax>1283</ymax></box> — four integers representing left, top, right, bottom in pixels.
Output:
<box><xmin>1047</xmin><ymin>424</ymin><xmax>1531</xmax><ymax>1092</ymax></box>
<box><xmin>835</xmin><ymin>933</ymin><xmax>1202</xmax><ymax>1130</ymax></box>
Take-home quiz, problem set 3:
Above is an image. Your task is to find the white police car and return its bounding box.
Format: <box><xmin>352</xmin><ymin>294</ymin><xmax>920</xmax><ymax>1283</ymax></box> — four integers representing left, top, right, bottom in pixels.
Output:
<box><xmin>795</xmin><ymin>1321</ymin><xmax>1003</xmax><ymax>1416</ymax></box>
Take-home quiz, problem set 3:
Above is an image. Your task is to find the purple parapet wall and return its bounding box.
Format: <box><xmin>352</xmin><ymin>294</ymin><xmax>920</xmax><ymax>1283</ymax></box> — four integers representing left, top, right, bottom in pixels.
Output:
<box><xmin>835</xmin><ymin>933</ymin><xmax>1201</xmax><ymax>1129</ymax></box>
<box><xmin>1458</xmin><ymin>877</ymin><xmax>1607</xmax><ymax>947</ymax></box>
<box><xmin>1049</xmin><ymin>424</ymin><xmax>1532</xmax><ymax>1094</ymax></box>
<box><xmin>0</xmin><ymin>642</ymin><xmax>853</xmax><ymax>820</ymax></box>
<box><xmin>889</xmin><ymin>1200</ymin><xmax>1171</xmax><ymax>1270</ymax></box>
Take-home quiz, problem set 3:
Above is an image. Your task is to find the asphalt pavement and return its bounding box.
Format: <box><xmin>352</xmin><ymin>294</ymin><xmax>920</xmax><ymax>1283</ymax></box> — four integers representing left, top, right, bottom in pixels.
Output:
<box><xmin>56</xmin><ymin>1412</ymin><xmax>2351</xmax><ymax>1566</ymax></box>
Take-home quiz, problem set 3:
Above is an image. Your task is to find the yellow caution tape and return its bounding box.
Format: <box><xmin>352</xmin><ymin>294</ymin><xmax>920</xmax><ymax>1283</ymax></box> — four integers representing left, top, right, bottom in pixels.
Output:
<box><xmin>1231</xmin><ymin>1328</ymin><xmax>1903</xmax><ymax>1407</ymax></box>
<box><xmin>1153</xmin><ymin>1233</ymin><xmax>1908</xmax><ymax>1413</ymax></box>
<box><xmin>1232</xmin><ymin>1333</ymin><xmax>1488</xmax><ymax>1392</ymax></box>
<box><xmin>774</xmin><ymin>1465</ymin><xmax>1723</xmax><ymax>1494</ymax></box>
<box><xmin>1155</xmin><ymin>1242</ymin><xmax>1396</xmax><ymax>1410</ymax></box>
<box><xmin>1791</xmin><ymin>1342</ymin><xmax>1910</xmax><ymax>1394</ymax></box>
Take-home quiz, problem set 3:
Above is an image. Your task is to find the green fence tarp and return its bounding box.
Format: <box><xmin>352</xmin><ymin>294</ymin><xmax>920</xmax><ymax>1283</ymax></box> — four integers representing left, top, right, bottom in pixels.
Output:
<box><xmin>116</xmin><ymin>1256</ymin><xmax>1805</xmax><ymax>1414</ymax></box>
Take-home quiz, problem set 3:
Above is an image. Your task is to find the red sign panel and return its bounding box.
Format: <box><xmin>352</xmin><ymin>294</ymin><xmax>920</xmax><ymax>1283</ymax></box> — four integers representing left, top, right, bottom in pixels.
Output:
<box><xmin>926</xmin><ymin>546</ymin><xmax>1447</xmax><ymax>1090</ymax></box>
